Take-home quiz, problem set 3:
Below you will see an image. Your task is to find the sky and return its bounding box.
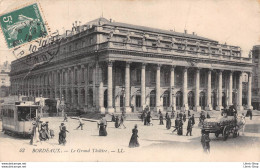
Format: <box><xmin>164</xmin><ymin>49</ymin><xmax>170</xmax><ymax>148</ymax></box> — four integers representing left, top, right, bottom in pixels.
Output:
<box><xmin>0</xmin><ymin>0</ymin><xmax>260</xmax><ymax>64</ymax></box>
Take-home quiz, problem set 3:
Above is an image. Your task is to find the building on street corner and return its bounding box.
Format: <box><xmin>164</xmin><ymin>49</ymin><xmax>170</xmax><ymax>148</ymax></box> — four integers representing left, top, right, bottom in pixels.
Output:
<box><xmin>9</xmin><ymin>17</ymin><xmax>253</xmax><ymax>114</ymax></box>
<box><xmin>252</xmin><ymin>45</ymin><xmax>260</xmax><ymax>110</ymax></box>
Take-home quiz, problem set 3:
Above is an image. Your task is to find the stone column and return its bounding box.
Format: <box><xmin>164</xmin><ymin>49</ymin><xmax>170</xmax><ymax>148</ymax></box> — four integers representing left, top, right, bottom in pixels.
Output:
<box><xmin>170</xmin><ymin>65</ymin><xmax>176</xmax><ymax>111</ymax></box>
<box><xmin>125</xmin><ymin>62</ymin><xmax>131</xmax><ymax>113</ymax></box>
<box><xmin>156</xmin><ymin>64</ymin><xmax>162</xmax><ymax>112</ymax></box>
<box><xmin>60</xmin><ymin>70</ymin><xmax>63</xmax><ymax>99</ymax></box>
<box><xmin>247</xmin><ymin>72</ymin><xmax>253</xmax><ymax>109</ymax></box>
<box><xmin>98</xmin><ymin>64</ymin><xmax>105</xmax><ymax>114</ymax></box>
<box><xmin>206</xmin><ymin>69</ymin><xmax>212</xmax><ymax>110</ymax></box>
<box><xmin>216</xmin><ymin>70</ymin><xmax>223</xmax><ymax>111</ymax></box>
<box><xmin>141</xmin><ymin>63</ymin><xmax>146</xmax><ymax>110</ymax></box>
<box><xmin>228</xmin><ymin>71</ymin><xmax>233</xmax><ymax>106</ymax></box>
<box><xmin>182</xmin><ymin>67</ymin><xmax>189</xmax><ymax>111</ymax></box>
<box><xmin>84</xmin><ymin>64</ymin><xmax>88</xmax><ymax>107</ymax></box>
<box><xmin>194</xmin><ymin>68</ymin><xmax>201</xmax><ymax>112</ymax></box>
<box><xmin>107</xmin><ymin>61</ymin><xmax>114</xmax><ymax>113</ymax></box>
<box><xmin>237</xmin><ymin>71</ymin><xmax>243</xmax><ymax>111</ymax></box>
<box><xmin>77</xmin><ymin>66</ymin><xmax>81</xmax><ymax>109</ymax></box>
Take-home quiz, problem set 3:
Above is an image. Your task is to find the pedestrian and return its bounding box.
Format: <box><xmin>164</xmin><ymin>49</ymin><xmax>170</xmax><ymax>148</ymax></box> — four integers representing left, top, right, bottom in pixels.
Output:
<box><xmin>207</xmin><ymin>112</ymin><xmax>211</xmax><ymax>118</ymax></box>
<box><xmin>115</xmin><ymin>116</ymin><xmax>120</xmax><ymax>128</ymax></box>
<box><xmin>188</xmin><ymin>110</ymin><xmax>191</xmax><ymax>117</ymax></box>
<box><xmin>76</xmin><ymin>116</ymin><xmax>84</xmax><ymax>130</ymax></box>
<box><xmin>129</xmin><ymin>124</ymin><xmax>140</xmax><ymax>148</ymax></box>
<box><xmin>39</xmin><ymin>123</ymin><xmax>49</xmax><ymax>141</ymax></box>
<box><xmin>45</xmin><ymin>121</ymin><xmax>49</xmax><ymax>134</ymax></box>
<box><xmin>98</xmin><ymin>117</ymin><xmax>107</xmax><ymax>136</ymax></box>
<box><xmin>201</xmin><ymin>131</ymin><xmax>210</xmax><ymax>154</ymax></box>
<box><xmin>172</xmin><ymin>118</ymin><xmax>179</xmax><ymax>133</ymax></box>
<box><xmin>186</xmin><ymin>117</ymin><xmax>193</xmax><ymax>136</ymax></box>
<box><xmin>146</xmin><ymin>112</ymin><xmax>151</xmax><ymax>126</ymax></box>
<box><xmin>141</xmin><ymin>111</ymin><xmax>145</xmax><ymax>122</ymax></box>
<box><xmin>179</xmin><ymin>112</ymin><xmax>183</xmax><ymax>121</ymax></box>
<box><xmin>63</xmin><ymin>113</ymin><xmax>68</xmax><ymax>122</ymax></box>
<box><xmin>165</xmin><ymin>112</ymin><xmax>169</xmax><ymax>121</ymax></box>
<box><xmin>176</xmin><ymin>112</ymin><xmax>179</xmax><ymax>119</ymax></box>
<box><xmin>144</xmin><ymin>112</ymin><xmax>147</xmax><ymax>125</ymax></box>
<box><xmin>29</xmin><ymin>122</ymin><xmax>37</xmax><ymax>145</ymax></box>
<box><xmin>119</xmin><ymin>115</ymin><xmax>126</xmax><ymax>129</ymax></box>
<box><xmin>183</xmin><ymin>112</ymin><xmax>186</xmax><ymax>122</ymax></box>
<box><xmin>159</xmin><ymin>113</ymin><xmax>164</xmax><ymax>125</ymax></box>
<box><xmin>171</xmin><ymin>111</ymin><xmax>175</xmax><ymax>119</ymax></box>
<box><xmin>177</xmin><ymin>119</ymin><xmax>183</xmax><ymax>135</ymax></box>
<box><xmin>191</xmin><ymin>114</ymin><xmax>195</xmax><ymax>126</ymax></box>
<box><xmin>166</xmin><ymin>116</ymin><xmax>171</xmax><ymax>130</ymax></box>
<box><xmin>246</xmin><ymin>109</ymin><xmax>253</xmax><ymax>120</ymax></box>
<box><xmin>59</xmin><ymin>123</ymin><xmax>69</xmax><ymax>145</ymax></box>
<box><xmin>158</xmin><ymin>109</ymin><xmax>162</xmax><ymax>115</ymax></box>
<box><xmin>111</xmin><ymin>113</ymin><xmax>115</xmax><ymax>122</ymax></box>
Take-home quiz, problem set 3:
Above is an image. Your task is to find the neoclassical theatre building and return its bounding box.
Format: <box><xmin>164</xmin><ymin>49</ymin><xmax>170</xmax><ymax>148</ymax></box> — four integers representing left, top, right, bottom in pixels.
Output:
<box><xmin>10</xmin><ymin>18</ymin><xmax>253</xmax><ymax>114</ymax></box>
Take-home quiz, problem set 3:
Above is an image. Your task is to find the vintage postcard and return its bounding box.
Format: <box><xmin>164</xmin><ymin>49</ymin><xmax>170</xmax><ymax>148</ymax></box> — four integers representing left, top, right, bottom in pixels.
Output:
<box><xmin>0</xmin><ymin>0</ymin><xmax>260</xmax><ymax>163</ymax></box>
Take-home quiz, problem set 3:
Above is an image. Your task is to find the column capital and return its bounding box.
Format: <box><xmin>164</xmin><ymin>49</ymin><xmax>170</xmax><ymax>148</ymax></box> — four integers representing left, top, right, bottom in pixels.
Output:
<box><xmin>125</xmin><ymin>61</ymin><xmax>131</xmax><ymax>68</ymax></box>
<box><xmin>141</xmin><ymin>63</ymin><xmax>146</xmax><ymax>69</ymax></box>
<box><xmin>171</xmin><ymin>65</ymin><xmax>176</xmax><ymax>70</ymax></box>
<box><xmin>157</xmin><ymin>64</ymin><xmax>161</xmax><ymax>70</ymax></box>
<box><xmin>107</xmin><ymin>60</ymin><xmax>114</xmax><ymax>67</ymax></box>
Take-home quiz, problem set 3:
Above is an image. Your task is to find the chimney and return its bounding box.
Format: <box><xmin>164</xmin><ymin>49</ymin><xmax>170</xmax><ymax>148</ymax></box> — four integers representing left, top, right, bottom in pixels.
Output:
<box><xmin>110</xmin><ymin>18</ymin><xmax>112</xmax><ymax>23</ymax></box>
<box><xmin>184</xmin><ymin>29</ymin><xmax>187</xmax><ymax>34</ymax></box>
<box><xmin>192</xmin><ymin>32</ymin><xmax>195</xmax><ymax>35</ymax></box>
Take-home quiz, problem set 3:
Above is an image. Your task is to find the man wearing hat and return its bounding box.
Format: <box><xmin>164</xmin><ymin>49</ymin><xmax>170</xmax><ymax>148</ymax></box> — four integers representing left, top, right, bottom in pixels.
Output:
<box><xmin>186</xmin><ymin>117</ymin><xmax>193</xmax><ymax>136</ymax></box>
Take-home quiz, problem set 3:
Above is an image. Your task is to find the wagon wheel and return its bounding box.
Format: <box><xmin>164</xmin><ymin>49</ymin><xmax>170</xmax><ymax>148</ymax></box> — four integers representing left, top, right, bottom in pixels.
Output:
<box><xmin>223</xmin><ymin>126</ymin><xmax>229</xmax><ymax>141</ymax></box>
<box><xmin>215</xmin><ymin>132</ymin><xmax>219</xmax><ymax>138</ymax></box>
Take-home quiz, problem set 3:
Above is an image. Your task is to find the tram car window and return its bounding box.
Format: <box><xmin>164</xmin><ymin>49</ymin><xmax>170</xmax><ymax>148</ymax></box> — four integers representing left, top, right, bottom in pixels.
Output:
<box><xmin>17</xmin><ymin>107</ymin><xmax>37</xmax><ymax>121</ymax></box>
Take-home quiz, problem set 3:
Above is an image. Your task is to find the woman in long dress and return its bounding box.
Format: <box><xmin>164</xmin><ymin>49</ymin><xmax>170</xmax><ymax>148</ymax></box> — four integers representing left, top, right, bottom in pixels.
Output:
<box><xmin>129</xmin><ymin>124</ymin><xmax>139</xmax><ymax>148</ymax></box>
<box><xmin>115</xmin><ymin>116</ymin><xmax>120</xmax><ymax>128</ymax></box>
<box><xmin>59</xmin><ymin>123</ymin><xmax>69</xmax><ymax>145</ymax></box>
<box><xmin>166</xmin><ymin>116</ymin><xmax>171</xmax><ymax>129</ymax></box>
<box><xmin>98</xmin><ymin>118</ymin><xmax>107</xmax><ymax>136</ymax></box>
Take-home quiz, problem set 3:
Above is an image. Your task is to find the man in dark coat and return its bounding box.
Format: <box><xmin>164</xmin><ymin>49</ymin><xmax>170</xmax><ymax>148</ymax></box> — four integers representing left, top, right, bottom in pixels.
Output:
<box><xmin>179</xmin><ymin>112</ymin><xmax>183</xmax><ymax>121</ymax></box>
<box><xmin>159</xmin><ymin>113</ymin><xmax>164</xmax><ymax>125</ymax></box>
<box><xmin>188</xmin><ymin>110</ymin><xmax>191</xmax><ymax>117</ymax></box>
<box><xmin>115</xmin><ymin>116</ymin><xmax>120</xmax><ymax>128</ymax></box>
<box><xmin>186</xmin><ymin>117</ymin><xmax>193</xmax><ymax>136</ymax></box>
<box><xmin>191</xmin><ymin>114</ymin><xmax>195</xmax><ymax>126</ymax></box>
<box><xmin>172</xmin><ymin>118</ymin><xmax>179</xmax><ymax>133</ymax></box>
<box><xmin>177</xmin><ymin>119</ymin><xmax>183</xmax><ymax>135</ymax></box>
<box><xmin>183</xmin><ymin>112</ymin><xmax>186</xmax><ymax>122</ymax></box>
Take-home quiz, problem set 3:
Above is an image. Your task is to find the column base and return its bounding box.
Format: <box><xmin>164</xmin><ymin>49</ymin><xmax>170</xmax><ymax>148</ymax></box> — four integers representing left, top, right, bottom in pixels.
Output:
<box><xmin>107</xmin><ymin>107</ymin><xmax>115</xmax><ymax>114</ymax></box>
<box><xmin>99</xmin><ymin>107</ymin><xmax>106</xmax><ymax>114</ymax></box>
<box><xmin>216</xmin><ymin>106</ymin><xmax>223</xmax><ymax>111</ymax></box>
<box><xmin>193</xmin><ymin>106</ymin><xmax>201</xmax><ymax>112</ymax></box>
<box><xmin>115</xmin><ymin>106</ymin><xmax>121</xmax><ymax>113</ymax></box>
<box><xmin>125</xmin><ymin>106</ymin><xmax>132</xmax><ymax>113</ymax></box>
<box><xmin>205</xmin><ymin>104</ymin><xmax>212</xmax><ymax>111</ymax></box>
<box><xmin>181</xmin><ymin>104</ymin><xmax>189</xmax><ymax>112</ymax></box>
<box><xmin>247</xmin><ymin>105</ymin><xmax>253</xmax><ymax>110</ymax></box>
<box><xmin>236</xmin><ymin>105</ymin><xmax>244</xmax><ymax>111</ymax></box>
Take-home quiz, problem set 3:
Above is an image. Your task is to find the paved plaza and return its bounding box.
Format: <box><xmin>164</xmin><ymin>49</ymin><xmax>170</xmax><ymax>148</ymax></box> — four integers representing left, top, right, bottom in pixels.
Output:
<box><xmin>0</xmin><ymin>113</ymin><xmax>260</xmax><ymax>162</ymax></box>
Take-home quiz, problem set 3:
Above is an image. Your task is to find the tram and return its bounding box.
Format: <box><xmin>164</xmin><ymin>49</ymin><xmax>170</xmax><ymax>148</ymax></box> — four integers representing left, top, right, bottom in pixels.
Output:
<box><xmin>1</xmin><ymin>101</ymin><xmax>40</xmax><ymax>137</ymax></box>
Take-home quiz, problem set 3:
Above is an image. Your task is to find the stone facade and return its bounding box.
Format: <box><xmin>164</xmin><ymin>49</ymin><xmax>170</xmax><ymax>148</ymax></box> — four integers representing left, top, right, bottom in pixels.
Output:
<box><xmin>252</xmin><ymin>45</ymin><xmax>260</xmax><ymax>110</ymax></box>
<box><xmin>10</xmin><ymin>18</ymin><xmax>253</xmax><ymax>113</ymax></box>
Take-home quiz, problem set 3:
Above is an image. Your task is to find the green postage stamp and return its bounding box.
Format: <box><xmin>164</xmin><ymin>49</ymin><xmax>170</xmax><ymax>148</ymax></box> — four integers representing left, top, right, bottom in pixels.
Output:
<box><xmin>0</xmin><ymin>3</ymin><xmax>47</xmax><ymax>48</ymax></box>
